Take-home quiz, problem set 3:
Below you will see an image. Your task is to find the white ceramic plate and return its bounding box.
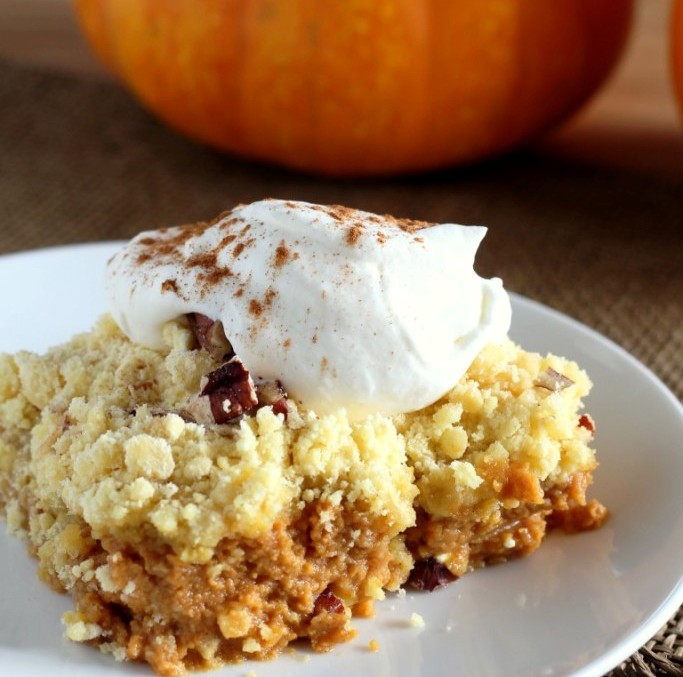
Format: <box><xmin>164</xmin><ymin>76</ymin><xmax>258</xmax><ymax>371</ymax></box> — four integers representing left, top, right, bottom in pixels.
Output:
<box><xmin>1</xmin><ymin>243</ymin><xmax>682</xmax><ymax>677</ymax></box>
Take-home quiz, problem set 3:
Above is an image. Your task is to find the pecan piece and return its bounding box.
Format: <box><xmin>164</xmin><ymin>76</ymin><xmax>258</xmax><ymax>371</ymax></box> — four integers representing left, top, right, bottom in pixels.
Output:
<box><xmin>578</xmin><ymin>413</ymin><xmax>596</xmax><ymax>434</ymax></box>
<box><xmin>534</xmin><ymin>368</ymin><xmax>574</xmax><ymax>392</ymax></box>
<box><xmin>186</xmin><ymin>313</ymin><xmax>234</xmax><ymax>361</ymax></box>
<box><xmin>407</xmin><ymin>558</ymin><xmax>458</xmax><ymax>592</ymax></box>
<box><xmin>256</xmin><ymin>379</ymin><xmax>289</xmax><ymax>418</ymax></box>
<box><xmin>314</xmin><ymin>588</ymin><xmax>345</xmax><ymax>615</ymax></box>
<box><xmin>200</xmin><ymin>357</ymin><xmax>258</xmax><ymax>423</ymax></box>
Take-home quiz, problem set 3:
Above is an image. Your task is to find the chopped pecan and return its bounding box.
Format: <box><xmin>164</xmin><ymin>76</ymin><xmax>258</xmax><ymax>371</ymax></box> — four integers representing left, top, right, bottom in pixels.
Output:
<box><xmin>578</xmin><ymin>413</ymin><xmax>596</xmax><ymax>434</ymax></box>
<box><xmin>314</xmin><ymin>588</ymin><xmax>345</xmax><ymax>615</ymax></box>
<box><xmin>183</xmin><ymin>314</ymin><xmax>291</xmax><ymax>423</ymax></box>
<box><xmin>407</xmin><ymin>558</ymin><xmax>458</xmax><ymax>592</ymax></box>
<box><xmin>186</xmin><ymin>313</ymin><xmax>234</xmax><ymax>361</ymax></box>
<box><xmin>534</xmin><ymin>368</ymin><xmax>574</xmax><ymax>392</ymax></box>
<box><xmin>256</xmin><ymin>379</ymin><xmax>288</xmax><ymax>418</ymax></box>
<box><xmin>200</xmin><ymin>357</ymin><xmax>258</xmax><ymax>423</ymax></box>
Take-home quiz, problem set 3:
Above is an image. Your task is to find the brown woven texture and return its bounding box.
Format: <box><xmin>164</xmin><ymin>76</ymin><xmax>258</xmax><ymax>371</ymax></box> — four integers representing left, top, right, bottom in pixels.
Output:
<box><xmin>1</xmin><ymin>62</ymin><xmax>682</xmax><ymax>676</ymax></box>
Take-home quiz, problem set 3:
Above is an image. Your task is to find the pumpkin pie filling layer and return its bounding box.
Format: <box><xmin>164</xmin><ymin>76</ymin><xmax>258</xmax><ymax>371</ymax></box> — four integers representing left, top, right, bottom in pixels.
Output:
<box><xmin>0</xmin><ymin>315</ymin><xmax>606</xmax><ymax>675</ymax></box>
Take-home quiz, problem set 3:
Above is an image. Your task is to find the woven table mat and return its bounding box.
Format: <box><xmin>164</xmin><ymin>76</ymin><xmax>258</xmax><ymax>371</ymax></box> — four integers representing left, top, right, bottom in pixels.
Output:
<box><xmin>1</xmin><ymin>61</ymin><xmax>682</xmax><ymax>676</ymax></box>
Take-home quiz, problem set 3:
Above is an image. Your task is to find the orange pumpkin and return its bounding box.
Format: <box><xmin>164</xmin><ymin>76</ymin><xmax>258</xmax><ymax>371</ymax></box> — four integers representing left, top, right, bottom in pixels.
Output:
<box><xmin>674</xmin><ymin>0</ymin><xmax>683</xmax><ymax>116</ymax></box>
<box><xmin>75</xmin><ymin>0</ymin><xmax>633</xmax><ymax>176</ymax></box>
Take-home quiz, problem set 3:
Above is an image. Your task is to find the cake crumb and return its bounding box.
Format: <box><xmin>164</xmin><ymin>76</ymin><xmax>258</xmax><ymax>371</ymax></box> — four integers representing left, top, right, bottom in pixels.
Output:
<box><xmin>368</xmin><ymin>638</ymin><xmax>379</xmax><ymax>652</ymax></box>
<box><xmin>242</xmin><ymin>638</ymin><xmax>262</xmax><ymax>653</ymax></box>
<box><xmin>409</xmin><ymin>612</ymin><xmax>425</xmax><ymax>629</ymax></box>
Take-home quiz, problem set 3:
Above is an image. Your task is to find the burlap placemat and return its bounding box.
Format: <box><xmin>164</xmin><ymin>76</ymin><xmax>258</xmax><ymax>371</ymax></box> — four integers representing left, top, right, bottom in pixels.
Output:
<box><xmin>1</xmin><ymin>62</ymin><xmax>682</xmax><ymax>676</ymax></box>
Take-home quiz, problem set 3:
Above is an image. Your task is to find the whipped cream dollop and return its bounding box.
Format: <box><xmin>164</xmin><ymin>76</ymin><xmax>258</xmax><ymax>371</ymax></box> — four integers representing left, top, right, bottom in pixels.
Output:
<box><xmin>106</xmin><ymin>199</ymin><xmax>511</xmax><ymax>419</ymax></box>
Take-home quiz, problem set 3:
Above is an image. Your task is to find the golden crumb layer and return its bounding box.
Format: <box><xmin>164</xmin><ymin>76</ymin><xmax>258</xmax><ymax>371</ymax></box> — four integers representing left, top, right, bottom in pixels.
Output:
<box><xmin>0</xmin><ymin>315</ymin><xmax>604</xmax><ymax>675</ymax></box>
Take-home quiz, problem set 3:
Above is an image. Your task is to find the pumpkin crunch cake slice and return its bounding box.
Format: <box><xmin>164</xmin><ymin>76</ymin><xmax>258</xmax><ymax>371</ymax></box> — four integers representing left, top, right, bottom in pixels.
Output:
<box><xmin>0</xmin><ymin>200</ymin><xmax>606</xmax><ymax>675</ymax></box>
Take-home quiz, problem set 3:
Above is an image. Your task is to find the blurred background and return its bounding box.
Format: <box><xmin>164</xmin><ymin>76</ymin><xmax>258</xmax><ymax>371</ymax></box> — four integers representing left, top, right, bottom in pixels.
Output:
<box><xmin>0</xmin><ymin>2</ymin><xmax>682</xmax><ymax>674</ymax></box>
<box><xmin>1</xmin><ymin>0</ymin><xmax>682</xmax><ymax>174</ymax></box>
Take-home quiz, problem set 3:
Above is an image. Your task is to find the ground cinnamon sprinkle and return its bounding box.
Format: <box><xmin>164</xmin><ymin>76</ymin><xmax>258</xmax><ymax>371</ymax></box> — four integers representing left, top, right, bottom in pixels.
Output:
<box><xmin>219</xmin><ymin>233</ymin><xmax>237</xmax><ymax>248</ymax></box>
<box><xmin>208</xmin><ymin>210</ymin><xmax>233</xmax><ymax>228</ymax></box>
<box><xmin>321</xmin><ymin>205</ymin><xmax>346</xmax><ymax>222</ymax></box>
<box><xmin>278</xmin><ymin>201</ymin><xmax>434</xmax><ymax>243</ymax></box>
<box><xmin>383</xmin><ymin>214</ymin><xmax>433</xmax><ymax>234</ymax></box>
<box><xmin>310</xmin><ymin>203</ymin><xmax>435</xmax><ymax>240</ymax></box>
<box><xmin>188</xmin><ymin>251</ymin><xmax>218</xmax><ymax>269</ymax></box>
<box><xmin>345</xmin><ymin>224</ymin><xmax>363</xmax><ymax>246</ymax></box>
<box><xmin>161</xmin><ymin>279</ymin><xmax>179</xmax><ymax>294</ymax></box>
<box><xmin>197</xmin><ymin>266</ymin><xmax>233</xmax><ymax>288</ymax></box>
<box><xmin>264</xmin><ymin>288</ymin><xmax>277</xmax><ymax>307</ymax></box>
<box><xmin>274</xmin><ymin>241</ymin><xmax>290</xmax><ymax>267</ymax></box>
<box><xmin>135</xmin><ymin>224</ymin><xmax>207</xmax><ymax>265</ymax></box>
<box><xmin>249</xmin><ymin>299</ymin><xmax>262</xmax><ymax>316</ymax></box>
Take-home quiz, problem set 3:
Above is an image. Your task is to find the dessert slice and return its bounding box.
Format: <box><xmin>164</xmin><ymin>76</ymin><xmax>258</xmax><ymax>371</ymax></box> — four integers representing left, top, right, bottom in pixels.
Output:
<box><xmin>0</xmin><ymin>200</ymin><xmax>606</xmax><ymax>675</ymax></box>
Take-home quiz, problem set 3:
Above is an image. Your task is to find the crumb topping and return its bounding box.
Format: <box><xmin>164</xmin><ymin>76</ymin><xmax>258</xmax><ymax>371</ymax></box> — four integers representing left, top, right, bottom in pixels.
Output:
<box><xmin>0</xmin><ymin>315</ymin><xmax>596</xmax><ymax>564</ymax></box>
